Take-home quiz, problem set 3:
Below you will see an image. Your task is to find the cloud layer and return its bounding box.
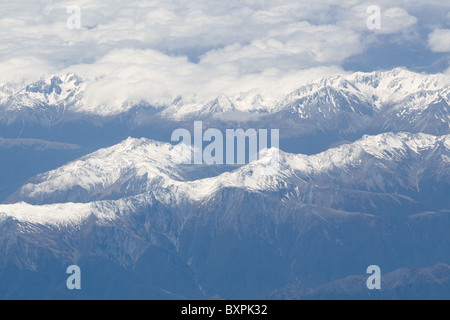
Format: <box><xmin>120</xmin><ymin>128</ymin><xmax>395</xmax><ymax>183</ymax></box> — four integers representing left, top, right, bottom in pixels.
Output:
<box><xmin>429</xmin><ymin>29</ymin><xmax>450</xmax><ymax>52</ymax></box>
<box><xmin>0</xmin><ymin>0</ymin><xmax>449</xmax><ymax>105</ymax></box>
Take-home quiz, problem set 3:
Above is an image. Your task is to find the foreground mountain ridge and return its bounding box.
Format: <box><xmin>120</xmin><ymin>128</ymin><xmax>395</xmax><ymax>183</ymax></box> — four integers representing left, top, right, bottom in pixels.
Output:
<box><xmin>3</xmin><ymin>131</ymin><xmax>449</xmax><ymax>223</ymax></box>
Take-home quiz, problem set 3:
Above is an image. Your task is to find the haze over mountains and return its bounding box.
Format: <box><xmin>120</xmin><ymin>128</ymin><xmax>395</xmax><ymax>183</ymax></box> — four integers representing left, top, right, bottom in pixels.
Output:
<box><xmin>1</xmin><ymin>0</ymin><xmax>450</xmax><ymax>301</ymax></box>
<box><xmin>0</xmin><ymin>68</ymin><xmax>449</xmax><ymax>299</ymax></box>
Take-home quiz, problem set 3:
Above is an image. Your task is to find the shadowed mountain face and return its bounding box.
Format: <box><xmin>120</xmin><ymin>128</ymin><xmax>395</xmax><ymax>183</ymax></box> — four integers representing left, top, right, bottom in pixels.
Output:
<box><xmin>0</xmin><ymin>189</ymin><xmax>449</xmax><ymax>299</ymax></box>
<box><xmin>269</xmin><ymin>264</ymin><xmax>450</xmax><ymax>300</ymax></box>
<box><xmin>0</xmin><ymin>130</ymin><xmax>449</xmax><ymax>299</ymax></box>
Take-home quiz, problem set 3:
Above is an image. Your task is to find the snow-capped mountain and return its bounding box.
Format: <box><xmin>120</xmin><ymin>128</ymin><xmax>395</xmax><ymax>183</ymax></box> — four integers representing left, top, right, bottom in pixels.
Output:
<box><xmin>0</xmin><ymin>68</ymin><xmax>449</xmax><ymax>300</ymax></box>
<box><xmin>272</xmin><ymin>69</ymin><xmax>450</xmax><ymax>137</ymax></box>
<box><xmin>282</xmin><ymin>68</ymin><xmax>449</xmax><ymax>111</ymax></box>
<box><xmin>8</xmin><ymin>132</ymin><xmax>449</xmax><ymax>209</ymax></box>
<box><xmin>0</xmin><ymin>68</ymin><xmax>449</xmax><ymax>138</ymax></box>
<box><xmin>5</xmin><ymin>137</ymin><xmax>229</xmax><ymax>205</ymax></box>
<box><xmin>0</xmin><ymin>131</ymin><xmax>449</xmax><ymax>299</ymax></box>
<box><xmin>0</xmin><ymin>74</ymin><xmax>85</xmax><ymax>125</ymax></box>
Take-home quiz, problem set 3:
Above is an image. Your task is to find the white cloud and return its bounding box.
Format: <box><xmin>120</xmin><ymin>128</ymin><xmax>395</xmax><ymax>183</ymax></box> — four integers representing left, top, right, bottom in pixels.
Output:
<box><xmin>0</xmin><ymin>0</ymin><xmax>447</xmax><ymax>106</ymax></box>
<box><xmin>68</xmin><ymin>49</ymin><xmax>345</xmax><ymax>108</ymax></box>
<box><xmin>380</xmin><ymin>7</ymin><xmax>418</xmax><ymax>34</ymax></box>
<box><xmin>200</xmin><ymin>23</ymin><xmax>364</xmax><ymax>77</ymax></box>
<box><xmin>0</xmin><ymin>57</ymin><xmax>56</xmax><ymax>85</ymax></box>
<box><xmin>428</xmin><ymin>29</ymin><xmax>450</xmax><ymax>52</ymax></box>
<box><xmin>337</xmin><ymin>5</ymin><xmax>417</xmax><ymax>34</ymax></box>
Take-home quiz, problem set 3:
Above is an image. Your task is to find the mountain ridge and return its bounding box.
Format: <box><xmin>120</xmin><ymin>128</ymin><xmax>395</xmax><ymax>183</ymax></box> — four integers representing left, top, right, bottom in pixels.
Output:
<box><xmin>4</xmin><ymin>131</ymin><xmax>449</xmax><ymax>217</ymax></box>
<box><xmin>1</xmin><ymin>68</ymin><xmax>449</xmax><ymax>130</ymax></box>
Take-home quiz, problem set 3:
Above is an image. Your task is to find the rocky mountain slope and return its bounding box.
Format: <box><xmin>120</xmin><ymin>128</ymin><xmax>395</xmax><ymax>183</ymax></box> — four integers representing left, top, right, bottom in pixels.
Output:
<box><xmin>0</xmin><ymin>132</ymin><xmax>449</xmax><ymax>299</ymax></box>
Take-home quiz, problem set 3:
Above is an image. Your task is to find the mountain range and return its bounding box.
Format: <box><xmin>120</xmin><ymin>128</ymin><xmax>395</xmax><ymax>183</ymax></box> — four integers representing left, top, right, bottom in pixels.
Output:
<box><xmin>0</xmin><ymin>131</ymin><xmax>449</xmax><ymax>299</ymax></box>
<box><xmin>0</xmin><ymin>68</ymin><xmax>449</xmax><ymax>299</ymax></box>
<box><xmin>1</xmin><ymin>68</ymin><xmax>449</xmax><ymax>137</ymax></box>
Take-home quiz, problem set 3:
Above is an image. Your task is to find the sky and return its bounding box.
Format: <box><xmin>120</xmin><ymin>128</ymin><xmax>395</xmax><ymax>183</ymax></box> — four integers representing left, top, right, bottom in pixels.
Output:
<box><xmin>0</xmin><ymin>0</ymin><xmax>449</xmax><ymax>106</ymax></box>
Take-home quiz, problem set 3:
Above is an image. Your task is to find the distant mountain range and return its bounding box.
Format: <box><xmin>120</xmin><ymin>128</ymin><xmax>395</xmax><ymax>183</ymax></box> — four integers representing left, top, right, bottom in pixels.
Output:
<box><xmin>269</xmin><ymin>263</ymin><xmax>450</xmax><ymax>300</ymax></box>
<box><xmin>0</xmin><ymin>68</ymin><xmax>449</xmax><ymax>299</ymax></box>
<box><xmin>1</xmin><ymin>68</ymin><xmax>449</xmax><ymax>136</ymax></box>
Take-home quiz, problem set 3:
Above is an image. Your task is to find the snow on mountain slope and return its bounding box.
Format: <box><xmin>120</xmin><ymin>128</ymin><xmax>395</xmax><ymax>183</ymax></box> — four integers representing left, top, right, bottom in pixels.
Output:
<box><xmin>280</xmin><ymin>68</ymin><xmax>450</xmax><ymax>110</ymax></box>
<box><xmin>161</xmin><ymin>68</ymin><xmax>450</xmax><ymax>121</ymax></box>
<box><xmin>0</xmin><ymin>68</ymin><xmax>448</xmax><ymax>131</ymax></box>
<box><xmin>0</xmin><ymin>81</ymin><xmax>24</xmax><ymax>105</ymax></box>
<box><xmin>349</xmin><ymin>69</ymin><xmax>449</xmax><ymax>105</ymax></box>
<box><xmin>0</xmin><ymin>74</ymin><xmax>154</xmax><ymax>122</ymax></box>
<box><xmin>0</xmin><ymin>74</ymin><xmax>86</xmax><ymax>124</ymax></box>
<box><xmin>0</xmin><ymin>201</ymin><xmax>93</xmax><ymax>226</ymax></box>
<box><xmin>160</xmin><ymin>93</ymin><xmax>273</xmax><ymax>122</ymax></box>
<box><xmin>6</xmin><ymin>132</ymin><xmax>449</xmax><ymax>212</ymax></box>
<box><xmin>171</xmin><ymin>132</ymin><xmax>450</xmax><ymax>203</ymax></box>
<box><xmin>0</xmin><ymin>132</ymin><xmax>448</xmax><ymax>298</ymax></box>
<box><xmin>273</xmin><ymin>69</ymin><xmax>450</xmax><ymax>136</ymax></box>
<box><xmin>1</xmin><ymin>69</ymin><xmax>449</xmax><ymax>300</ymax></box>
<box><xmin>0</xmin><ymin>193</ymin><xmax>155</xmax><ymax>226</ymax></box>
<box><xmin>6</xmin><ymin>138</ymin><xmax>195</xmax><ymax>204</ymax></box>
